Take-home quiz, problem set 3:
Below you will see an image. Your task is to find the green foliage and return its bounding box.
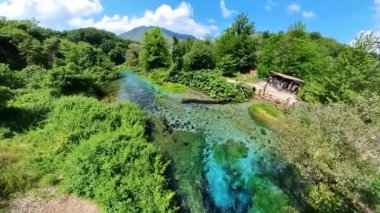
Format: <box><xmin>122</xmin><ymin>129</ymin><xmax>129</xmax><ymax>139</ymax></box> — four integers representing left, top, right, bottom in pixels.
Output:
<box><xmin>17</xmin><ymin>65</ymin><xmax>48</xmax><ymax>89</ymax></box>
<box><xmin>321</xmin><ymin>32</ymin><xmax>380</xmax><ymax>102</ymax></box>
<box><xmin>216</xmin><ymin>13</ymin><xmax>257</xmax><ymax>72</ymax></box>
<box><xmin>62</xmin><ymin>133</ymin><xmax>176</xmax><ymax>213</ymax></box>
<box><xmin>0</xmin><ymin>86</ymin><xmax>12</xmax><ymax>109</ymax></box>
<box><xmin>125</xmin><ymin>43</ymin><xmax>141</xmax><ymax>66</ymax></box>
<box><xmin>174</xmin><ymin>70</ymin><xmax>252</xmax><ymax>102</ymax></box>
<box><xmin>140</xmin><ymin>27</ymin><xmax>170</xmax><ymax>70</ymax></box>
<box><xmin>257</xmin><ymin>27</ymin><xmax>327</xmax><ymax>80</ymax></box>
<box><xmin>65</xmin><ymin>27</ymin><xmax>130</xmax><ymax>65</ymax></box>
<box><xmin>217</xmin><ymin>54</ymin><xmax>237</xmax><ymax>76</ymax></box>
<box><xmin>0</xmin><ymin>63</ymin><xmax>17</xmax><ymax>88</ymax></box>
<box><xmin>2</xmin><ymin>96</ymin><xmax>178</xmax><ymax>211</ymax></box>
<box><xmin>248</xmin><ymin>103</ymin><xmax>283</xmax><ymax>127</ymax></box>
<box><xmin>214</xmin><ymin>140</ymin><xmax>248</xmax><ymax>166</ymax></box>
<box><xmin>183</xmin><ymin>40</ymin><xmax>216</xmax><ymax>71</ymax></box>
<box><xmin>272</xmin><ymin>103</ymin><xmax>380</xmax><ymax>212</ymax></box>
<box><xmin>0</xmin><ymin>142</ymin><xmax>31</xmax><ymax>208</ymax></box>
<box><xmin>171</xmin><ymin>36</ymin><xmax>187</xmax><ymax>70</ymax></box>
<box><xmin>308</xmin><ymin>183</ymin><xmax>344</xmax><ymax>212</ymax></box>
<box><xmin>248</xmin><ymin>176</ymin><xmax>292</xmax><ymax>213</ymax></box>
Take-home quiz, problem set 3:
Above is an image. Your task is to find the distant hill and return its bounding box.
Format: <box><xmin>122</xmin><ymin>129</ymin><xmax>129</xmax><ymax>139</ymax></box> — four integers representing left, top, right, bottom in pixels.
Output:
<box><xmin>119</xmin><ymin>26</ymin><xmax>196</xmax><ymax>43</ymax></box>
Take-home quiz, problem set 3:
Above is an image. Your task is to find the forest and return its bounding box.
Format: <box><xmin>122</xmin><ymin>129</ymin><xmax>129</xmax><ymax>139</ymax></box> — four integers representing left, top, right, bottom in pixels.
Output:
<box><xmin>0</xmin><ymin>13</ymin><xmax>379</xmax><ymax>213</ymax></box>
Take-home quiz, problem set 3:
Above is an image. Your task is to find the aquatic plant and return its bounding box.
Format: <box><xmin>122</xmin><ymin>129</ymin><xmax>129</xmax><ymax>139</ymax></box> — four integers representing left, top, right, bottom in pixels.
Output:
<box><xmin>248</xmin><ymin>103</ymin><xmax>283</xmax><ymax>127</ymax></box>
<box><xmin>214</xmin><ymin>139</ymin><xmax>249</xmax><ymax>166</ymax></box>
<box><xmin>248</xmin><ymin>176</ymin><xmax>291</xmax><ymax>213</ymax></box>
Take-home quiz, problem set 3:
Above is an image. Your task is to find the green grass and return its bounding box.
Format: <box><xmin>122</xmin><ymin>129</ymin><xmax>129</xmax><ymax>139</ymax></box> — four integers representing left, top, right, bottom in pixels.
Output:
<box><xmin>158</xmin><ymin>82</ymin><xmax>189</xmax><ymax>93</ymax></box>
<box><xmin>214</xmin><ymin>139</ymin><xmax>248</xmax><ymax>166</ymax></box>
<box><xmin>248</xmin><ymin>103</ymin><xmax>283</xmax><ymax>127</ymax></box>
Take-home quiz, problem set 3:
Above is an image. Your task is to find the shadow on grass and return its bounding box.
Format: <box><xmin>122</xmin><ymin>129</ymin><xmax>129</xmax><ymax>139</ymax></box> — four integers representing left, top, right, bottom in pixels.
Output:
<box><xmin>0</xmin><ymin>107</ymin><xmax>49</xmax><ymax>137</ymax></box>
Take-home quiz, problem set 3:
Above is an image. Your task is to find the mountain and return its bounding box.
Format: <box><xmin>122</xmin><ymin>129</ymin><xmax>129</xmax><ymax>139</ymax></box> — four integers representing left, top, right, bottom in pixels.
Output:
<box><xmin>119</xmin><ymin>26</ymin><xmax>196</xmax><ymax>42</ymax></box>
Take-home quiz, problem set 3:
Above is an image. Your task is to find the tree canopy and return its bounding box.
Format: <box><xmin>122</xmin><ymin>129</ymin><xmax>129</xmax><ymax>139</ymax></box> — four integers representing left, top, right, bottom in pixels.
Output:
<box><xmin>140</xmin><ymin>27</ymin><xmax>170</xmax><ymax>70</ymax></box>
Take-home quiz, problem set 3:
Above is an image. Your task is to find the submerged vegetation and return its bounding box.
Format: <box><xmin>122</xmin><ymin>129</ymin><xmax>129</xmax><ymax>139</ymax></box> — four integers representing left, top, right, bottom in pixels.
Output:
<box><xmin>214</xmin><ymin>140</ymin><xmax>248</xmax><ymax>166</ymax></box>
<box><xmin>248</xmin><ymin>103</ymin><xmax>283</xmax><ymax>127</ymax></box>
<box><xmin>0</xmin><ymin>10</ymin><xmax>379</xmax><ymax>213</ymax></box>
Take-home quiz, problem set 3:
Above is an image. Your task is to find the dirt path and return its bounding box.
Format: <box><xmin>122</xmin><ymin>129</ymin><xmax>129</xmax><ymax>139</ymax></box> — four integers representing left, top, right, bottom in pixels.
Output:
<box><xmin>226</xmin><ymin>78</ymin><xmax>299</xmax><ymax>105</ymax></box>
<box><xmin>8</xmin><ymin>189</ymin><xmax>100</xmax><ymax>213</ymax></box>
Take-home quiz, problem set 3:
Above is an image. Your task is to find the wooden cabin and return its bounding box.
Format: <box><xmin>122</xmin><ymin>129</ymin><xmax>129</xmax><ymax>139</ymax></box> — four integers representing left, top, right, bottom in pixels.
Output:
<box><xmin>268</xmin><ymin>72</ymin><xmax>304</xmax><ymax>94</ymax></box>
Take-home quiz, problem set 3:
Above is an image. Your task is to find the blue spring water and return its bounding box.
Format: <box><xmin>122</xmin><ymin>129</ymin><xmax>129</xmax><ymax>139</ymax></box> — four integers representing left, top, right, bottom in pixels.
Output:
<box><xmin>117</xmin><ymin>71</ymin><xmax>283</xmax><ymax>212</ymax></box>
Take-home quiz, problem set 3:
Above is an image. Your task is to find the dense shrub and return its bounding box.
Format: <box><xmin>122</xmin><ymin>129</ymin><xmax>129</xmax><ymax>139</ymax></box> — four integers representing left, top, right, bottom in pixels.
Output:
<box><xmin>140</xmin><ymin>27</ymin><xmax>170</xmax><ymax>70</ymax></box>
<box><xmin>174</xmin><ymin>70</ymin><xmax>252</xmax><ymax>102</ymax></box>
<box><xmin>7</xmin><ymin>96</ymin><xmax>178</xmax><ymax>212</ymax></box>
<box><xmin>0</xmin><ymin>86</ymin><xmax>12</xmax><ymax>109</ymax></box>
<box><xmin>0</xmin><ymin>63</ymin><xmax>17</xmax><ymax>88</ymax></box>
<box><xmin>272</xmin><ymin>103</ymin><xmax>380</xmax><ymax>212</ymax></box>
<box><xmin>183</xmin><ymin>40</ymin><xmax>216</xmax><ymax>71</ymax></box>
<box><xmin>62</xmin><ymin>133</ymin><xmax>176</xmax><ymax>212</ymax></box>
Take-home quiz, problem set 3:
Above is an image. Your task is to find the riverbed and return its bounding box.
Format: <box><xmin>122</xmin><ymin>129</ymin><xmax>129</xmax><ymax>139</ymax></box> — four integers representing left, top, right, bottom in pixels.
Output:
<box><xmin>117</xmin><ymin>71</ymin><xmax>288</xmax><ymax>212</ymax></box>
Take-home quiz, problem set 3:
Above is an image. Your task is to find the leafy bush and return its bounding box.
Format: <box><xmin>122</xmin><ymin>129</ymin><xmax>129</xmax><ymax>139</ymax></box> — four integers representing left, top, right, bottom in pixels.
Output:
<box><xmin>140</xmin><ymin>27</ymin><xmax>170</xmax><ymax>70</ymax></box>
<box><xmin>0</xmin><ymin>86</ymin><xmax>12</xmax><ymax>109</ymax></box>
<box><xmin>62</xmin><ymin>133</ymin><xmax>176</xmax><ymax>213</ymax></box>
<box><xmin>7</xmin><ymin>96</ymin><xmax>178</xmax><ymax>212</ymax></box>
<box><xmin>183</xmin><ymin>40</ymin><xmax>216</xmax><ymax>71</ymax></box>
<box><xmin>272</xmin><ymin>103</ymin><xmax>380</xmax><ymax>212</ymax></box>
<box><xmin>217</xmin><ymin>54</ymin><xmax>237</xmax><ymax>77</ymax></box>
<box><xmin>248</xmin><ymin>176</ymin><xmax>292</xmax><ymax>213</ymax></box>
<box><xmin>0</xmin><ymin>63</ymin><xmax>17</xmax><ymax>88</ymax></box>
<box><xmin>174</xmin><ymin>70</ymin><xmax>252</xmax><ymax>102</ymax></box>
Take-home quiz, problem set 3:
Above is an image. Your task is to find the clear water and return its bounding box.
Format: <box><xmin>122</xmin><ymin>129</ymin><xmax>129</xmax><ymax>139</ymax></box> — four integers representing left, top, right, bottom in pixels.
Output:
<box><xmin>117</xmin><ymin>71</ymin><xmax>284</xmax><ymax>212</ymax></box>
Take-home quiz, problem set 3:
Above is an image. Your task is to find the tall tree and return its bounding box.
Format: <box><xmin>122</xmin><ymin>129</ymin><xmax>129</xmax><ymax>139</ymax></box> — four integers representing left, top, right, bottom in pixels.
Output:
<box><xmin>171</xmin><ymin>36</ymin><xmax>186</xmax><ymax>70</ymax></box>
<box><xmin>183</xmin><ymin>40</ymin><xmax>216</xmax><ymax>71</ymax></box>
<box><xmin>140</xmin><ymin>27</ymin><xmax>170</xmax><ymax>70</ymax></box>
<box><xmin>216</xmin><ymin>13</ymin><xmax>257</xmax><ymax>73</ymax></box>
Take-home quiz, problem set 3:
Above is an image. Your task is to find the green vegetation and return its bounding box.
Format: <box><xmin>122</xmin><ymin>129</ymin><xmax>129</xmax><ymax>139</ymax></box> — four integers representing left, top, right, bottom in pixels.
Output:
<box><xmin>0</xmin><ymin>10</ymin><xmax>379</xmax><ymax>213</ymax></box>
<box><xmin>183</xmin><ymin>40</ymin><xmax>216</xmax><ymax>71</ymax></box>
<box><xmin>1</xmin><ymin>95</ymin><xmax>177</xmax><ymax>212</ymax></box>
<box><xmin>150</xmin><ymin>118</ymin><xmax>205</xmax><ymax>212</ymax></box>
<box><xmin>271</xmin><ymin>102</ymin><xmax>380</xmax><ymax>212</ymax></box>
<box><xmin>140</xmin><ymin>27</ymin><xmax>170</xmax><ymax>70</ymax></box>
<box><xmin>174</xmin><ymin>70</ymin><xmax>252</xmax><ymax>102</ymax></box>
<box><xmin>216</xmin><ymin>13</ymin><xmax>257</xmax><ymax>72</ymax></box>
<box><xmin>214</xmin><ymin>140</ymin><xmax>248</xmax><ymax>166</ymax></box>
<box><xmin>248</xmin><ymin>176</ymin><xmax>293</xmax><ymax>213</ymax></box>
<box><xmin>0</xmin><ymin>18</ymin><xmax>178</xmax><ymax>212</ymax></box>
<box><xmin>248</xmin><ymin>103</ymin><xmax>283</xmax><ymax>127</ymax></box>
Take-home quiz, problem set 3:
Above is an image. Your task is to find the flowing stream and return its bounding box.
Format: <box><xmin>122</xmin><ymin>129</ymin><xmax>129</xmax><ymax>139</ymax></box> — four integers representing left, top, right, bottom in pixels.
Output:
<box><xmin>117</xmin><ymin>71</ymin><xmax>285</xmax><ymax>212</ymax></box>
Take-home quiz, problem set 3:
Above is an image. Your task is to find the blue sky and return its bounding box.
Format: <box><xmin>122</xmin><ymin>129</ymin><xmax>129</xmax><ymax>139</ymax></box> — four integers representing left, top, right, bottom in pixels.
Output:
<box><xmin>0</xmin><ymin>0</ymin><xmax>378</xmax><ymax>43</ymax></box>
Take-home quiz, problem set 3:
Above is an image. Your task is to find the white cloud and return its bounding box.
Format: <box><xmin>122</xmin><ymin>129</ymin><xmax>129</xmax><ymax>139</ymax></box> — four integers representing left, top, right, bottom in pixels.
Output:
<box><xmin>265</xmin><ymin>0</ymin><xmax>278</xmax><ymax>11</ymax></box>
<box><xmin>220</xmin><ymin>0</ymin><xmax>235</xmax><ymax>18</ymax></box>
<box><xmin>287</xmin><ymin>4</ymin><xmax>301</xmax><ymax>14</ymax></box>
<box><xmin>302</xmin><ymin>11</ymin><xmax>315</xmax><ymax>19</ymax></box>
<box><xmin>0</xmin><ymin>0</ymin><xmax>102</xmax><ymax>28</ymax></box>
<box><xmin>208</xmin><ymin>18</ymin><xmax>216</xmax><ymax>23</ymax></box>
<box><xmin>287</xmin><ymin>3</ymin><xmax>316</xmax><ymax>19</ymax></box>
<box><xmin>69</xmin><ymin>2</ymin><xmax>218</xmax><ymax>38</ymax></box>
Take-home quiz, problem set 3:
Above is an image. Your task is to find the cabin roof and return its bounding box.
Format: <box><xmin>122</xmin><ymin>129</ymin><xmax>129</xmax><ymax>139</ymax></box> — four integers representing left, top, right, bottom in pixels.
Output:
<box><xmin>270</xmin><ymin>72</ymin><xmax>304</xmax><ymax>84</ymax></box>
